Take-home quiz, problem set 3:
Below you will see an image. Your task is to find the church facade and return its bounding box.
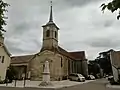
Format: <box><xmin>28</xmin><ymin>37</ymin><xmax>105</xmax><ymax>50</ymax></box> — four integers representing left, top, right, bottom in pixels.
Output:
<box><xmin>11</xmin><ymin>4</ymin><xmax>88</xmax><ymax>81</ymax></box>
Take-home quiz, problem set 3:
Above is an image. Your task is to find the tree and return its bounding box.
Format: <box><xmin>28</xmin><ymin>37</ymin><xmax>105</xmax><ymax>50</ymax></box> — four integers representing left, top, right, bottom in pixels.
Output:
<box><xmin>0</xmin><ymin>0</ymin><xmax>9</xmax><ymax>36</ymax></box>
<box><xmin>101</xmin><ymin>0</ymin><xmax>120</xmax><ymax>20</ymax></box>
<box><xmin>88</xmin><ymin>60</ymin><xmax>101</xmax><ymax>78</ymax></box>
<box><xmin>5</xmin><ymin>65</ymin><xmax>18</xmax><ymax>82</ymax></box>
<box><xmin>95</xmin><ymin>51</ymin><xmax>112</xmax><ymax>75</ymax></box>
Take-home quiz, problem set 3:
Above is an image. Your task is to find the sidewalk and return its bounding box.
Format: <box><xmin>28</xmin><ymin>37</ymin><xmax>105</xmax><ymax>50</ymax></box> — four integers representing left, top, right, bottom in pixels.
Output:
<box><xmin>106</xmin><ymin>84</ymin><xmax>120</xmax><ymax>89</ymax></box>
<box><xmin>0</xmin><ymin>80</ymin><xmax>95</xmax><ymax>89</ymax></box>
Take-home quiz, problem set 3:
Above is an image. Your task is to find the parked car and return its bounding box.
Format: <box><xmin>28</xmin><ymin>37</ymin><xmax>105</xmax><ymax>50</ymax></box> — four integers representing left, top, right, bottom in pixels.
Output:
<box><xmin>87</xmin><ymin>75</ymin><xmax>95</xmax><ymax>80</ymax></box>
<box><xmin>108</xmin><ymin>75</ymin><xmax>120</xmax><ymax>85</ymax></box>
<box><xmin>108</xmin><ymin>76</ymin><xmax>113</xmax><ymax>81</ymax></box>
<box><xmin>68</xmin><ymin>73</ymin><xmax>85</xmax><ymax>82</ymax></box>
<box><xmin>106</xmin><ymin>75</ymin><xmax>109</xmax><ymax>77</ymax></box>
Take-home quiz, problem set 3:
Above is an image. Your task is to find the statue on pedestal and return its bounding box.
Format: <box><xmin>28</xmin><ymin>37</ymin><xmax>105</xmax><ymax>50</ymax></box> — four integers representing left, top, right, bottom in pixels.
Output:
<box><xmin>39</xmin><ymin>60</ymin><xmax>52</xmax><ymax>86</ymax></box>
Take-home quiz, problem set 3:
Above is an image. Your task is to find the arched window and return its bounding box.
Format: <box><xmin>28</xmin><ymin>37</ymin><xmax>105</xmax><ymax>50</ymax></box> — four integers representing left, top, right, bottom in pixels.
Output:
<box><xmin>55</xmin><ymin>31</ymin><xmax>57</xmax><ymax>38</ymax></box>
<box><xmin>43</xmin><ymin>64</ymin><xmax>45</xmax><ymax>71</ymax></box>
<box><xmin>46</xmin><ymin>30</ymin><xmax>50</xmax><ymax>37</ymax></box>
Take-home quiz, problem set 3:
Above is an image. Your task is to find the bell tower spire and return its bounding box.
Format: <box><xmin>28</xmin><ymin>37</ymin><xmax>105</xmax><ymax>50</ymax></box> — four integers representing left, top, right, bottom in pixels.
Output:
<box><xmin>49</xmin><ymin>1</ymin><xmax>53</xmax><ymax>22</ymax></box>
<box><xmin>41</xmin><ymin>1</ymin><xmax>59</xmax><ymax>51</ymax></box>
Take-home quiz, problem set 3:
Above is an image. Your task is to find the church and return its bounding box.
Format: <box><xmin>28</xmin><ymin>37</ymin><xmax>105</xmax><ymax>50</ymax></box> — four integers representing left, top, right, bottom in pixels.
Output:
<box><xmin>11</xmin><ymin>3</ymin><xmax>88</xmax><ymax>81</ymax></box>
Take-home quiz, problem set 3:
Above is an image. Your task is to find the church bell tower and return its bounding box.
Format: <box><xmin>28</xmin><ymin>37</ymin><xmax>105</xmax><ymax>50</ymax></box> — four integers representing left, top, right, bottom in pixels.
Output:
<box><xmin>41</xmin><ymin>1</ymin><xmax>59</xmax><ymax>51</ymax></box>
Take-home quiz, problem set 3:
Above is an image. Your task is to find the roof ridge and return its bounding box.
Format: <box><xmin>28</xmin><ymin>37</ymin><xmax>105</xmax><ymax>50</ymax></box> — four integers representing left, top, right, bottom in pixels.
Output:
<box><xmin>11</xmin><ymin>54</ymin><xmax>35</xmax><ymax>57</ymax></box>
<box><xmin>68</xmin><ymin>51</ymin><xmax>84</xmax><ymax>53</ymax></box>
<box><xmin>3</xmin><ymin>44</ymin><xmax>11</xmax><ymax>56</ymax></box>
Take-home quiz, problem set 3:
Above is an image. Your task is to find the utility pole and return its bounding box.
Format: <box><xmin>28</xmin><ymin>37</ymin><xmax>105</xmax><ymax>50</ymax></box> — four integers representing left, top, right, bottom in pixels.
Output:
<box><xmin>14</xmin><ymin>78</ymin><xmax>17</xmax><ymax>87</ymax></box>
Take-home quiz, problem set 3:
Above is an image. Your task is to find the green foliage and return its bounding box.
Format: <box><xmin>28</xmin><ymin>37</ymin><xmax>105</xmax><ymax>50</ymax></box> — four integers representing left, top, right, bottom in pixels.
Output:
<box><xmin>0</xmin><ymin>0</ymin><xmax>9</xmax><ymax>36</ymax></box>
<box><xmin>95</xmin><ymin>51</ymin><xmax>112</xmax><ymax>75</ymax></box>
<box><xmin>101</xmin><ymin>0</ymin><xmax>120</xmax><ymax>20</ymax></box>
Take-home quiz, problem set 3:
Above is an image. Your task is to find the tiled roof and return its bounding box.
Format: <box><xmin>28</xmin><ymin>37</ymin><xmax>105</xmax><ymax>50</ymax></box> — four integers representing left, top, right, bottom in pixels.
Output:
<box><xmin>11</xmin><ymin>46</ymin><xmax>86</xmax><ymax>64</ymax></box>
<box><xmin>3</xmin><ymin>45</ymin><xmax>11</xmax><ymax>56</ymax></box>
<box><xmin>57</xmin><ymin>46</ymin><xmax>86</xmax><ymax>60</ymax></box>
<box><xmin>11</xmin><ymin>55</ymin><xmax>35</xmax><ymax>64</ymax></box>
<box><xmin>69</xmin><ymin>51</ymin><xmax>86</xmax><ymax>60</ymax></box>
<box><xmin>58</xmin><ymin>46</ymin><xmax>71</xmax><ymax>58</ymax></box>
<box><xmin>41</xmin><ymin>46</ymin><xmax>86</xmax><ymax>60</ymax></box>
<box><xmin>0</xmin><ymin>37</ymin><xmax>11</xmax><ymax>56</ymax></box>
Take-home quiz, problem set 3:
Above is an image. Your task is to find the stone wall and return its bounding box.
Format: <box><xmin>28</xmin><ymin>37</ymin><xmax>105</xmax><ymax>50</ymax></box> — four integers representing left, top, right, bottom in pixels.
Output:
<box><xmin>30</xmin><ymin>50</ymin><xmax>68</xmax><ymax>81</ymax></box>
<box><xmin>82</xmin><ymin>60</ymin><xmax>88</xmax><ymax>77</ymax></box>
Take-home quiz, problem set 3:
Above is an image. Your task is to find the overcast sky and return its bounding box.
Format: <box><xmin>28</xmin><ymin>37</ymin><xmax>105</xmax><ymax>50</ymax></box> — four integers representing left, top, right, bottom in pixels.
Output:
<box><xmin>4</xmin><ymin>0</ymin><xmax>120</xmax><ymax>60</ymax></box>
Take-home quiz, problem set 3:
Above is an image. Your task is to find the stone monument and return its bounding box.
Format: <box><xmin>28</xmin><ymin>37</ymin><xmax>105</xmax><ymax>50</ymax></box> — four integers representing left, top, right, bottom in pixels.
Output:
<box><xmin>39</xmin><ymin>60</ymin><xmax>52</xmax><ymax>86</ymax></box>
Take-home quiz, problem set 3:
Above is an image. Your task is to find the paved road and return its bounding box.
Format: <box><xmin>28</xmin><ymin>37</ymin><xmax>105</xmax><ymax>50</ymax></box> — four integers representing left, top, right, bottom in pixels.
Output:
<box><xmin>0</xmin><ymin>79</ymin><xmax>119</xmax><ymax>90</ymax></box>
<box><xmin>58</xmin><ymin>79</ymin><xmax>119</xmax><ymax>90</ymax></box>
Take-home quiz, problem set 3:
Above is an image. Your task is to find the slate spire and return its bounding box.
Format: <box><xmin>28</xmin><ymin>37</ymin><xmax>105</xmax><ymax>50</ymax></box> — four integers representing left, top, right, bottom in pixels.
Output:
<box><xmin>49</xmin><ymin>1</ymin><xmax>53</xmax><ymax>22</ymax></box>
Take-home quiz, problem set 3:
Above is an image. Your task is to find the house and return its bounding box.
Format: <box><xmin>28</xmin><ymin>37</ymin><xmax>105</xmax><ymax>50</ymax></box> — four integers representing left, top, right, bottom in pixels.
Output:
<box><xmin>109</xmin><ymin>50</ymin><xmax>120</xmax><ymax>83</ymax></box>
<box><xmin>0</xmin><ymin>36</ymin><xmax>11</xmax><ymax>81</ymax></box>
<box><xmin>11</xmin><ymin>3</ymin><xmax>88</xmax><ymax>81</ymax></box>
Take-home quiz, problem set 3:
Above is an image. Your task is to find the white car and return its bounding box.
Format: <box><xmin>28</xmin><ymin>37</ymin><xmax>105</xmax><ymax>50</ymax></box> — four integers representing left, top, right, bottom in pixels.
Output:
<box><xmin>108</xmin><ymin>76</ymin><xmax>113</xmax><ymax>81</ymax></box>
<box><xmin>88</xmin><ymin>75</ymin><xmax>95</xmax><ymax>80</ymax></box>
<box><xmin>68</xmin><ymin>73</ymin><xmax>85</xmax><ymax>82</ymax></box>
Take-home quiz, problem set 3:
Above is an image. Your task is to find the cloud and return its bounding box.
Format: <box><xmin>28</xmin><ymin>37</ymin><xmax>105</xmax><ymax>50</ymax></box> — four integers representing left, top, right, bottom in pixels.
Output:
<box><xmin>4</xmin><ymin>0</ymin><xmax>120</xmax><ymax>59</ymax></box>
<box><xmin>63</xmin><ymin>0</ymin><xmax>101</xmax><ymax>6</ymax></box>
<box><xmin>85</xmin><ymin>37</ymin><xmax>120</xmax><ymax>48</ymax></box>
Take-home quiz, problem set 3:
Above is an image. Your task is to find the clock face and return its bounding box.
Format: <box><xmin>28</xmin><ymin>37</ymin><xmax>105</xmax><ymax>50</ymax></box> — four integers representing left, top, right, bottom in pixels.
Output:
<box><xmin>46</xmin><ymin>26</ymin><xmax>50</xmax><ymax>29</ymax></box>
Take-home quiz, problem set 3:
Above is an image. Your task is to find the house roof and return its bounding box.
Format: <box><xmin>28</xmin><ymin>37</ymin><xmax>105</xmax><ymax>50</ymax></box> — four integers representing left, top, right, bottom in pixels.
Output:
<box><xmin>0</xmin><ymin>37</ymin><xmax>11</xmax><ymax>56</ymax></box>
<box><xmin>11</xmin><ymin>55</ymin><xmax>35</xmax><ymax>64</ymax></box>
<box><xmin>3</xmin><ymin>45</ymin><xmax>11</xmax><ymax>56</ymax></box>
<box><xmin>69</xmin><ymin>51</ymin><xmax>86</xmax><ymax>60</ymax></box>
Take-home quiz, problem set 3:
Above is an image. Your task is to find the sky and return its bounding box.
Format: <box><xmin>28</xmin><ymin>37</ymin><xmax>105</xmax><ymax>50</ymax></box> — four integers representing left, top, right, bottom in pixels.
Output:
<box><xmin>3</xmin><ymin>0</ymin><xmax>120</xmax><ymax>60</ymax></box>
